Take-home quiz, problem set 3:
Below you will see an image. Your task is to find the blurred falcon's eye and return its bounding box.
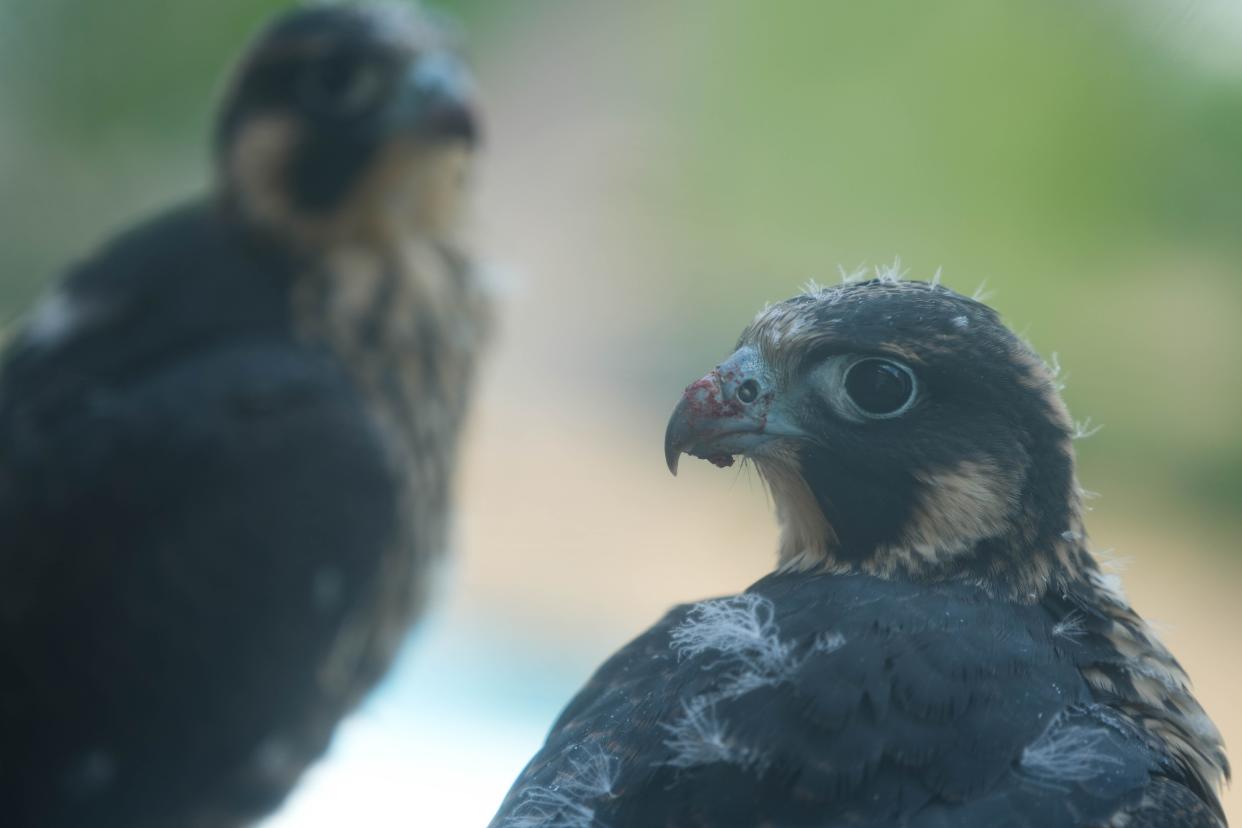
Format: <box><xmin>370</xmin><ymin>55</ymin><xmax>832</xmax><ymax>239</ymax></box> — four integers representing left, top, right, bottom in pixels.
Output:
<box><xmin>299</xmin><ymin>55</ymin><xmax>386</xmax><ymax>117</ymax></box>
<box><xmin>843</xmin><ymin>358</ymin><xmax>917</xmax><ymax>418</ymax></box>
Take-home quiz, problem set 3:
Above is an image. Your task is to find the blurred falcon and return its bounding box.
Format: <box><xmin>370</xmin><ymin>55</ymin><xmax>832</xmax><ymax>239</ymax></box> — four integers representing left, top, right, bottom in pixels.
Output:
<box><xmin>491</xmin><ymin>278</ymin><xmax>1228</xmax><ymax>827</ymax></box>
<box><xmin>0</xmin><ymin>4</ymin><xmax>486</xmax><ymax>826</ymax></box>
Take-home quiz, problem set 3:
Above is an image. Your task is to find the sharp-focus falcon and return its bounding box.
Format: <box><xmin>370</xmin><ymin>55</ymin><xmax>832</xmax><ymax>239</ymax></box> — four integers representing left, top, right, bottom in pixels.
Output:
<box><xmin>491</xmin><ymin>278</ymin><xmax>1228</xmax><ymax>827</ymax></box>
<box><xmin>0</xmin><ymin>5</ymin><xmax>486</xmax><ymax>826</ymax></box>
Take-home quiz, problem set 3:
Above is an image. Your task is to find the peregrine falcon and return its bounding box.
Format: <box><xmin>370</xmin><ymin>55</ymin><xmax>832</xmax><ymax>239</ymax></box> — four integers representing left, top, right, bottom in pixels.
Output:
<box><xmin>490</xmin><ymin>278</ymin><xmax>1227</xmax><ymax>827</ymax></box>
<box><xmin>0</xmin><ymin>5</ymin><xmax>486</xmax><ymax>826</ymax></box>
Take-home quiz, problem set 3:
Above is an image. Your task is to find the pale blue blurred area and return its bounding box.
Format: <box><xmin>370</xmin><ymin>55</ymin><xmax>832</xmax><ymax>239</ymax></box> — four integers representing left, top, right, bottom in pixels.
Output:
<box><xmin>264</xmin><ymin>606</ymin><xmax>591</xmax><ymax>827</ymax></box>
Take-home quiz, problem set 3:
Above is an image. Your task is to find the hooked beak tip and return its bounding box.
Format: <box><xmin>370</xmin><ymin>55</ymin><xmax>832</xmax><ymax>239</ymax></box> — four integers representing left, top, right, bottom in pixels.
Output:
<box><xmin>665</xmin><ymin>446</ymin><xmax>681</xmax><ymax>476</ymax></box>
<box><xmin>664</xmin><ymin>409</ymin><xmax>685</xmax><ymax>476</ymax></box>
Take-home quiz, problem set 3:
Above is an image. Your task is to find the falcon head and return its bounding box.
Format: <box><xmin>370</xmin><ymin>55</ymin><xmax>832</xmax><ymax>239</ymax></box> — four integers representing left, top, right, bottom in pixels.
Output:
<box><xmin>665</xmin><ymin>279</ymin><xmax>1087</xmax><ymax>595</ymax></box>
<box><xmin>214</xmin><ymin>3</ymin><xmax>478</xmax><ymax>246</ymax></box>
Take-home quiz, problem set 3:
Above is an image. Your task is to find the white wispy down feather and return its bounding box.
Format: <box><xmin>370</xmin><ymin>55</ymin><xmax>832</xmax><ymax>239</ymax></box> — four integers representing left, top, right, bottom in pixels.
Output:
<box><xmin>874</xmin><ymin>257</ymin><xmax>908</xmax><ymax>284</ymax></box>
<box><xmin>1019</xmin><ymin>714</ymin><xmax>1127</xmax><ymax>786</ymax></box>
<box><xmin>971</xmin><ymin>278</ymin><xmax>995</xmax><ymax>303</ymax></box>
<box><xmin>1051</xmin><ymin>610</ymin><xmax>1087</xmax><ymax>641</ymax></box>
<box><xmin>831</xmin><ymin>258</ymin><xmax>910</xmax><ymax>285</ymax></box>
<box><xmin>837</xmin><ymin>263</ymin><xmax>869</xmax><ymax>284</ymax></box>
<box><xmin>1075</xmin><ymin>482</ymin><xmax>1101</xmax><ymax>513</ymax></box>
<box><xmin>671</xmin><ymin>594</ymin><xmax>846</xmax><ymax>696</ymax></box>
<box><xmin>800</xmin><ymin>260</ymin><xmax>956</xmax><ymax>296</ymax></box>
<box><xmin>1048</xmin><ymin>352</ymin><xmax>1068</xmax><ymax>393</ymax></box>
<box><xmin>660</xmin><ymin>595</ymin><xmax>844</xmax><ymax>779</ymax></box>
<box><xmin>1071</xmin><ymin>417</ymin><xmax>1103</xmax><ymax>440</ymax></box>
<box><xmin>813</xmin><ymin>631</ymin><xmax>847</xmax><ymax>653</ymax></box>
<box><xmin>799</xmin><ymin>278</ymin><xmax>846</xmax><ymax>306</ymax></box>
<box><xmin>1094</xmin><ymin>547</ymin><xmax>1131</xmax><ymax>575</ymax></box>
<box><xmin>661</xmin><ymin>697</ymin><xmax>767</xmax><ymax>773</ymax></box>
<box><xmin>661</xmin><ymin>595</ymin><xmax>846</xmax><ymax>772</ymax></box>
<box><xmin>501</xmin><ymin>742</ymin><xmax>618</xmax><ymax>828</ymax></box>
<box><xmin>671</xmin><ymin>594</ymin><xmax>795</xmax><ymax>679</ymax></box>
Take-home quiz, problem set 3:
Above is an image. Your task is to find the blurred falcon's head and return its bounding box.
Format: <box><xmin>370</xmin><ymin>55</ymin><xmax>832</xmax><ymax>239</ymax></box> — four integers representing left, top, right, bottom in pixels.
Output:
<box><xmin>214</xmin><ymin>3</ymin><xmax>479</xmax><ymax>247</ymax></box>
<box><xmin>665</xmin><ymin>277</ymin><xmax>1088</xmax><ymax>597</ymax></box>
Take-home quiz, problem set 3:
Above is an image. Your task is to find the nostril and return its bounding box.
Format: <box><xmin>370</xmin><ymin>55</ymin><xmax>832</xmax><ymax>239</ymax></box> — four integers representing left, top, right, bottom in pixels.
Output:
<box><xmin>737</xmin><ymin>379</ymin><xmax>761</xmax><ymax>404</ymax></box>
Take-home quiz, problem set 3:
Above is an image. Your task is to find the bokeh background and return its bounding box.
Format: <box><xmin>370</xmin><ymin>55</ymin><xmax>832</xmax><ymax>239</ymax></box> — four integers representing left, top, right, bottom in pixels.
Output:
<box><xmin>2</xmin><ymin>0</ymin><xmax>1240</xmax><ymax>824</ymax></box>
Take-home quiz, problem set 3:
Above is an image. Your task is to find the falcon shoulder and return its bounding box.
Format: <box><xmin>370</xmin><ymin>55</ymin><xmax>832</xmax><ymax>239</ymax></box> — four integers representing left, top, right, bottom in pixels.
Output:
<box><xmin>492</xmin><ymin>573</ymin><xmax>1217</xmax><ymax>828</ymax></box>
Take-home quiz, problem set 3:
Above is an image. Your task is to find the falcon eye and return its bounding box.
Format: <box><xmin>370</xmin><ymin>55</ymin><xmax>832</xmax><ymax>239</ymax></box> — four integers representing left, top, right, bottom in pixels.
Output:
<box><xmin>299</xmin><ymin>55</ymin><xmax>386</xmax><ymax>117</ymax></box>
<box><xmin>843</xmin><ymin>358</ymin><xmax>917</xmax><ymax>418</ymax></box>
<box><xmin>736</xmin><ymin>379</ymin><xmax>760</xmax><ymax>404</ymax></box>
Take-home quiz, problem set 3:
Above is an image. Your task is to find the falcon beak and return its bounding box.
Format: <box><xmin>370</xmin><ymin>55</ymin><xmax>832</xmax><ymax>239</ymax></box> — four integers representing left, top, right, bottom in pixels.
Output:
<box><xmin>664</xmin><ymin>347</ymin><xmax>805</xmax><ymax>475</ymax></box>
<box><xmin>396</xmin><ymin>51</ymin><xmax>480</xmax><ymax>144</ymax></box>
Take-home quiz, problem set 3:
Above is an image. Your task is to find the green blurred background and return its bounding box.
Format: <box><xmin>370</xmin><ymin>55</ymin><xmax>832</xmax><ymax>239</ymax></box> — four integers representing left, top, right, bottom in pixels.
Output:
<box><xmin>1</xmin><ymin>1</ymin><xmax>1239</xmax><ymax>824</ymax></box>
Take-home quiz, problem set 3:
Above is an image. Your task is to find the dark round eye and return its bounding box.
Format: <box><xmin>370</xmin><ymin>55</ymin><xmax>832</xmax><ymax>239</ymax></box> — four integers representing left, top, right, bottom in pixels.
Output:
<box><xmin>844</xmin><ymin>358</ymin><xmax>917</xmax><ymax>418</ymax></box>
<box><xmin>736</xmin><ymin>379</ymin><xmax>761</xmax><ymax>404</ymax></box>
<box><xmin>299</xmin><ymin>55</ymin><xmax>386</xmax><ymax>117</ymax></box>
